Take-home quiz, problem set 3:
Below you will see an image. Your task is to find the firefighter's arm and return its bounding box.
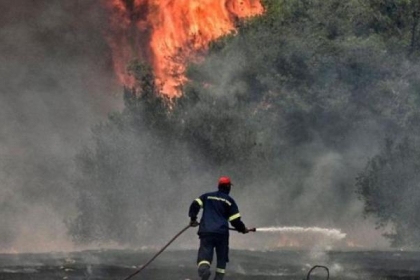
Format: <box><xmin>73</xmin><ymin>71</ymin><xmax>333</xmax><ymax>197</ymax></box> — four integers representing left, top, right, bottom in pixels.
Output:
<box><xmin>188</xmin><ymin>196</ymin><xmax>203</xmax><ymax>226</ymax></box>
<box><xmin>229</xmin><ymin>201</ymin><xmax>249</xmax><ymax>234</ymax></box>
<box><xmin>230</xmin><ymin>217</ymin><xmax>248</xmax><ymax>233</ymax></box>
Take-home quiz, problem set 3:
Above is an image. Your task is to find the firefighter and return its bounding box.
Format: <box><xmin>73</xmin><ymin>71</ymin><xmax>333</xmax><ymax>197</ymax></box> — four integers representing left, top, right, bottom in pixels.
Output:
<box><xmin>189</xmin><ymin>176</ymin><xmax>250</xmax><ymax>280</ymax></box>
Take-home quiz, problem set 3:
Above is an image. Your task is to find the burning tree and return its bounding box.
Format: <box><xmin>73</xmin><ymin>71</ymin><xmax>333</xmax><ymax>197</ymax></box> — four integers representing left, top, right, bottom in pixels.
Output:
<box><xmin>103</xmin><ymin>0</ymin><xmax>264</xmax><ymax>97</ymax></box>
<box><xmin>70</xmin><ymin>0</ymin><xmax>420</xmax><ymax>246</ymax></box>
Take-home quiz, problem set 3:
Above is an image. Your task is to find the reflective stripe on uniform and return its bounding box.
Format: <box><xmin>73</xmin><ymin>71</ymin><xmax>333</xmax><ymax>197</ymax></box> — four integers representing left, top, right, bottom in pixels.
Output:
<box><xmin>216</xmin><ymin>268</ymin><xmax>226</xmax><ymax>274</ymax></box>
<box><xmin>195</xmin><ymin>198</ymin><xmax>203</xmax><ymax>207</ymax></box>
<box><xmin>229</xmin><ymin>213</ymin><xmax>241</xmax><ymax>221</ymax></box>
<box><xmin>207</xmin><ymin>196</ymin><xmax>232</xmax><ymax>206</ymax></box>
<box><xmin>198</xmin><ymin>260</ymin><xmax>211</xmax><ymax>267</ymax></box>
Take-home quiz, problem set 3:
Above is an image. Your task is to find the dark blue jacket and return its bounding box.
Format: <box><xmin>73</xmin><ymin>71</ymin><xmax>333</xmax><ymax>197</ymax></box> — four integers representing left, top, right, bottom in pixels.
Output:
<box><xmin>189</xmin><ymin>189</ymin><xmax>246</xmax><ymax>235</ymax></box>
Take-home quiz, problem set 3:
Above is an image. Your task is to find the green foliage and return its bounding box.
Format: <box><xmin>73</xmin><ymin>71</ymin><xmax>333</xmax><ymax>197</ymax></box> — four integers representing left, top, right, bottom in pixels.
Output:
<box><xmin>356</xmin><ymin>138</ymin><xmax>420</xmax><ymax>247</ymax></box>
<box><xmin>70</xmin><ymin>0</ymin><xmax>420</xmax><ymax>245</ymax></box>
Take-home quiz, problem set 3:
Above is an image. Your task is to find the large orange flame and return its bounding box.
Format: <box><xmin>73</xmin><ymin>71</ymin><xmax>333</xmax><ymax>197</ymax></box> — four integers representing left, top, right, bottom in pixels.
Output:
<box><xmin>104</xmin><ymin>0</ymin><xmax>264</xmax><ymax>98</ymax></box>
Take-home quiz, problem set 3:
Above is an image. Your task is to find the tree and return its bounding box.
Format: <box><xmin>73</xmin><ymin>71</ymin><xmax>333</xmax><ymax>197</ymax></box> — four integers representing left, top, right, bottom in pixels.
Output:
<box><xmin>69</xmin><ymin>0</ymin><xmax>420</xmax><ymax>246</ymax></box>
<box><xmin>356</xmin><ymin>138</ymin><xmax>420</xmax><ymax>247</ymax></box>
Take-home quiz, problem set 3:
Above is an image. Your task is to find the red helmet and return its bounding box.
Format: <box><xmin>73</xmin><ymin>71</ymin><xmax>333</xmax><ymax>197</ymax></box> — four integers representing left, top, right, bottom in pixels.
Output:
<box><xmin>218</xmin><ymin>176</ymin><xmax>232</xmax><ymax>185</ymax></box>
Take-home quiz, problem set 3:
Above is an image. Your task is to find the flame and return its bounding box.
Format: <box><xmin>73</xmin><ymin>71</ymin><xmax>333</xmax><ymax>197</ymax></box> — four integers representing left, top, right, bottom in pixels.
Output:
<box><xmin>277</xmin><ymin>235</ymin><xmax>302</xmax><ymax>248</ymax></box>
<box><xmin>104</xmin><ymin>0</ymin><xmax>264</xmax><ymax>98</ymax></box>
<box><xmin>346</xmin><ymin>240</ymin><xmax>363</xmax><ymax>248</ymax></box>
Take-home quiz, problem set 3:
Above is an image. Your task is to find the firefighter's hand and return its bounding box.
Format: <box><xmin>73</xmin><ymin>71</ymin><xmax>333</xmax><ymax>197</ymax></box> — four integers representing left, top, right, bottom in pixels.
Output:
<box><xmin>189</xmin><ymin>220</ymin><xmax>199</xmax><ymax>227</ymax></box>
<box><xmin>242</xmin><ymin>227</ymin><xmax>250</xmax><ymax>234</ymax></box>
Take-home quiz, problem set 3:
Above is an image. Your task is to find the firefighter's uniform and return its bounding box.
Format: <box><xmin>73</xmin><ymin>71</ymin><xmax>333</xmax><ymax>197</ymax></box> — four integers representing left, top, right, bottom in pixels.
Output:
<box><xmin>189</xmin><ymin>181</ymin><xmax>247</xmax><ymax>280</ymax></box>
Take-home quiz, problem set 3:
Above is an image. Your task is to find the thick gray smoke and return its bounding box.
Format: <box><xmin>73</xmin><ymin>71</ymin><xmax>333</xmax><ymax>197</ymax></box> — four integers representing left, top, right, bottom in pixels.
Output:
<box><xmin>66</xmin><ymin>1</ymin><xmax>410</xmax><ymax>249</ymax></box>
<box><xmin>4</xmin><ymin>0</ymin><xmax>409</xmax><ymax>253</ymax></box>
<box><xmin>69</xmin><ymin>56</ymin><xmax>392</xmax><ymax>251</ymax></box>
<box><xmin>0</xmin><ymin>0</ymin><xmax>121</xmax><ymax>252</ymax></box>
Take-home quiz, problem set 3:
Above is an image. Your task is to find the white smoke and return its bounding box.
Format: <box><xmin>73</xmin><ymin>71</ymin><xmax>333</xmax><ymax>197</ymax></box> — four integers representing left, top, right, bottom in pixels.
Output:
<box><xmin>0</xmin><ymin>0</ymin><xmax>121</xmax><ymax>252</ymax></box>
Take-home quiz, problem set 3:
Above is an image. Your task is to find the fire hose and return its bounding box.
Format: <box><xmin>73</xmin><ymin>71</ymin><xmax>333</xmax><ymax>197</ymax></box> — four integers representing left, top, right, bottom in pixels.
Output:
<box><xmin>121</xmin><ymin>225</ymin><xmax>191</xmax><ymax>280</ymax></box>
<box><xmin>121</xmin><ymin>225</ymin><xmax>329</xmax><ymax>280</ymax></box>
<box><xmin>306</xmin><ymin>265</ymin><xmax>329</xmax><ymax>280</ymax></box>
<box><xmin>121</xmin><ymin>225</ymin><xmax>254</xmax><ymax>280</ymax></box>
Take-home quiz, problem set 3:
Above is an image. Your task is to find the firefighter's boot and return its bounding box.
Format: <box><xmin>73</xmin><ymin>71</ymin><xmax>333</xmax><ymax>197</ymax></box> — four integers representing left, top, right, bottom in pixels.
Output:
<box><xmin>198</xmin><ymin>264</ymin><xmax>211</xmax><ymax>280</ymax></box>
<box><xmin>214</xmin><ymin>272</ymin><xmax>224</xmax><ymax>280</ymax></box>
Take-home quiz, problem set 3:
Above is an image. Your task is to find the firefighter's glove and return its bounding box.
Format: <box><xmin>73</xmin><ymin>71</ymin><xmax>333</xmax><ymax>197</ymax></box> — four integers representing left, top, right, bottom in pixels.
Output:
<box><xmin>242</xmin><ymin>227</ymin><xmax>250</xmax><ymax>234</ymax></box>
<box><xmin>190</xmin><ymin>219</ymin><xmax>199</xmax><ymax>227</ymax></box>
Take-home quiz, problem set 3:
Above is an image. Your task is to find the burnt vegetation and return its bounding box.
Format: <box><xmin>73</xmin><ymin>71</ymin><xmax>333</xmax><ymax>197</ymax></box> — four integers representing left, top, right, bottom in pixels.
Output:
<box><xmin>71</xmin><ymin>0</ymin><xmax>420</xmax><ymax>247</ymax></box>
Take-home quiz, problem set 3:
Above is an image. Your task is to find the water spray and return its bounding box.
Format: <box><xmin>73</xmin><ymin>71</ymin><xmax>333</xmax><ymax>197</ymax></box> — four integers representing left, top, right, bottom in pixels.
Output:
<box><xmin>255</xmin><ymin>226</ymin><xmax>346</xmax><ymax>240</ymax></box>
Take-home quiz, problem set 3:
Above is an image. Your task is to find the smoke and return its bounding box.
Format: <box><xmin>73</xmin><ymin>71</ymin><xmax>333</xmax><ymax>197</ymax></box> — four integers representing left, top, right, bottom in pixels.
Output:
<box><xmin>69</xmin><ymin>44</ymin><xmax>391</xmax><ymax>250</ymax></box>
<box><xmin>3</xmin><ymin>0</ymin><xmax>410</xmax><ymax>253</ymax></box>
<box><xmin>180</xmin><ymin>51</ymin><xmax>377</xmax><ymax>244</ymax></box>
<box><xmin>0</xmin><ymin>0</ymin><xmax>121</xmax><ymax>252</ymax></box>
